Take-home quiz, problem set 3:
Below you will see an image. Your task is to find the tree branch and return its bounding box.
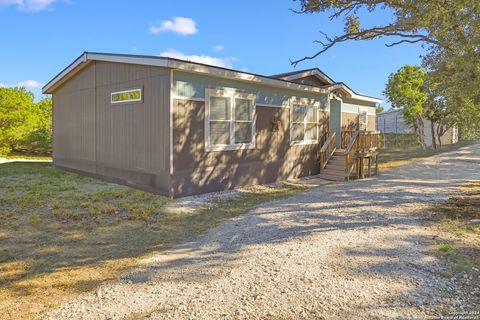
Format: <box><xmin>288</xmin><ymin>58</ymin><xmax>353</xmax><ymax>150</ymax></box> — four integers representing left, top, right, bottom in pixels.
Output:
<box><xmin>385</xmin><ymin>38</ymin><xmax>425</xmax><ymax>47</ymax></box>
<box><xmin>290</xmin><ymin>26</ymin><xmax>443</xmax><ymax>66</ymax></box>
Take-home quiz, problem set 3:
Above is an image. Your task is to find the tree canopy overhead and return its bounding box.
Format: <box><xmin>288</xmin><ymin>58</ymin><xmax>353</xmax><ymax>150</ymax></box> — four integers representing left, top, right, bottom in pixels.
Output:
<box><xmin>292</xmin><ymin>0</ymin><xmax>480</xmax><ymax>136</ymax></box>
<box><xmin>291</xmin><ymin>0</ymin><xmax>479</xmax><ymax>66</ymax></box>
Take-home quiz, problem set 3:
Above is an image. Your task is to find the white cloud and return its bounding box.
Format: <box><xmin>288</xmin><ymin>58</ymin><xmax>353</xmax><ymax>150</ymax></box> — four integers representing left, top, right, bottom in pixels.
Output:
<box><xmin>17</xmin><ymin>80</ymin><xmax>42</xmax><ymax>88</ymax></box>
<box><xmin>213</xmin><ymin>45</ymin><xmax>224</xmax><ymax>52</ymax></box>
<box><xmin>0</xmin><ymin>0</ymin><xmax>56</xmax><ymax>12</ymax></box>
<box><xmin>150</xmin><ymin>17</ymin><xmax>198</xmax><ymax>36</ymax></box>
<box><xmin>0</xmin><ymin>80</ymin><xmax>43</xmax><ymax>88</ymax></box>
<box><xmin>159</xmin><ymin>49</ymin><xmax>237</xmax><ymax>69</ymax></box>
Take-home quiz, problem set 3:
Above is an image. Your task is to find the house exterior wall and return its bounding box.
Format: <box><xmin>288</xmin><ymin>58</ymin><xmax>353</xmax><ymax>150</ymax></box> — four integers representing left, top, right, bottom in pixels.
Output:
<box><xmin>52</xmin><ymin>61</ymin><xmax>171</xmax><ymax>194</ymax></box>
<box><xmin>339</xmin><ymin>99</ymin><xmax>377</xmax><ymax>132</ymax></box>
<box><xmin>53</xmin><ymin>65</ymin><xmax>96</xmax><ymax>173</ymax></box>
<box><xmin>173</xmin><ymin>70</ymin><xmax>329</xmax><ymax>108</ymax></box>
<box><xmin>51</xmin><ymin>64</ymin><xmax>379</xmax><ymax>198</ymax></box>
<box><xmin>170</xmin><ymin>99</ymin><xmax>329</xmax><ymax>197</ymax></box>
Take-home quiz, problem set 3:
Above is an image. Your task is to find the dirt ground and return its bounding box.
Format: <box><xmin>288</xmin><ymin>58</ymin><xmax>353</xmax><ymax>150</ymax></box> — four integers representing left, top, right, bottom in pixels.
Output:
<box><xmin>43</xmin><ymin>144</ymin><xmax>480</xmax><ymax>319</ymax></box>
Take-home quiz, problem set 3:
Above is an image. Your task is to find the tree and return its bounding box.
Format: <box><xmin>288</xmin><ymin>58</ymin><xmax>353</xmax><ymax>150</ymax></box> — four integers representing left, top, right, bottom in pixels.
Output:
<box><xmin>384</xmin><ymin>65</ymin><xmax>427</xmax><ymax>148</ymax></box>
<box><xmin>290</xmin><ymin>0</ymin><xmax>479</xmax><ymax>66</ymax></box>
<box><xmin>291</xmin><ymin>0</ymin><xmax>480</xmax><ymax>137</ymax></box>
<box><xmin>424</xmin><ymin>46</ymin><xmax>480</xmax><ymax>139</ymax></box>
<box><xmin>0</xmin><ymin>87</ymin><xmax>52</xmax><ymax>156</ymax></box>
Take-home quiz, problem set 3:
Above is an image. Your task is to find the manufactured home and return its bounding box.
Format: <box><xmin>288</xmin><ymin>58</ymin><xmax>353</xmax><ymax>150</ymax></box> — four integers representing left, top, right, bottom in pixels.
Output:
<box><xmin>43</xmin><ymin>52</ymin><xmax>382</xmax><ymax>197</ymax></box>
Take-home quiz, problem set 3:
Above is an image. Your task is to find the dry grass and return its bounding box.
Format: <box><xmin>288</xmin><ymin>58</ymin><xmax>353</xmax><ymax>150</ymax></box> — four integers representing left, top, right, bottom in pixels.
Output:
<box><xmin>4</xmin><ymin>154</ymin><xmax>52</xmax><ymax>160</ymax></box>
<box><xmin>378</xmin><ymin>141</ymin><xmax>474</xmax><ymax>171</ymax></box>
<box><xmin>430</xmin><ymin>181</ymin><xmax>480</xmax><ymax>237</ymax></box>
<box><xmin>0</xmin><ymin>163</ymin><xmax>309</xmax><ymax>320</ymax></box>
<box><xmin>428</xmin><ymin>181</ymin><xmax>480</xmax><ymax>291</ymax></box>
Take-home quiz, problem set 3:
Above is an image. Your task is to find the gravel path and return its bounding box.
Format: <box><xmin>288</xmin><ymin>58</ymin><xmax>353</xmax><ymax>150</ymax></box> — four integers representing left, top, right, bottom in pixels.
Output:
<box><xmin>45</xmin><ymin>144</ymin><xmax>480</xmax><ymax>320</ymax></box>
<box><xmin>0</xmin><ymin>157</ymin><xmax>51</xmax><ymax>164</ymax></box>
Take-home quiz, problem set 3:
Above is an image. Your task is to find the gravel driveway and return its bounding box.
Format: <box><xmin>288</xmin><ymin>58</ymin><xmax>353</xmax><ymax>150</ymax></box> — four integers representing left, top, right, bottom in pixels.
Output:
<box><xmin>45</xmin><ymin>144</ymin><xmax>480</xmax><ymax>320</ymax></box>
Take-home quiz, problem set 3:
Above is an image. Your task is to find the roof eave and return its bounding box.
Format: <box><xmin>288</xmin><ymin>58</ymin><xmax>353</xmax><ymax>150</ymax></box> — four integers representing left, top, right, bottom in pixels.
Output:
<box><xmin>276</xmin><ymin>69</ymin><xmax>335</xmax><ymax>85</ymax></box>
<box><xmin>329</xmin><ymin>83</ymin><xmax>382</xmax><ymax>104</ymax></box>
<box><xmin>42</xmin><ymin>53</ymin><xmax>328</xmax><ymax>95</ymax></box>
<box><xmin>42</xmin><ymin>52</ymin><xmax>88</xmax><ymax>94</ymax></box>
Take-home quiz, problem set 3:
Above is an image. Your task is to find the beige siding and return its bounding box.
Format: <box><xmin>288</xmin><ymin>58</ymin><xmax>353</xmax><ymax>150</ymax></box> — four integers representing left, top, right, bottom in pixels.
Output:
<box><xmin>52</xmin><ymin>61</ymin><xmax>171</xmax><ymax>193</ymax></box>
<box><xmin>53</xmin><ymin>65</ymin><xmax>96</xmax><ymax>172</ymax></box>
<box><xmin>342</xmin><ymin>112</ymin><xmax>358</xmax><ymax>131</ymax></box>
<box><xmin>367</xmin><ymin>115</ymin><xmax>376</xmax><ymax>131</ymax></box>
<box><xmin>171</xmin><ymin>100</ymin><xmax>329</xmax><ymax>197</ymax></box>
<box><xmin>341</xmin><ymin>113</ymin><xmax>376</xmax><ymax>132</ymax></box>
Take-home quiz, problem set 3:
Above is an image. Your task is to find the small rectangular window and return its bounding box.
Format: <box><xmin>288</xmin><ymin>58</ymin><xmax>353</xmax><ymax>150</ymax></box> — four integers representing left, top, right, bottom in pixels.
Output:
<box><xmin>111</xmin><ymin>88</ymin><xmax>142</xmax><ymax>104</ymax></box>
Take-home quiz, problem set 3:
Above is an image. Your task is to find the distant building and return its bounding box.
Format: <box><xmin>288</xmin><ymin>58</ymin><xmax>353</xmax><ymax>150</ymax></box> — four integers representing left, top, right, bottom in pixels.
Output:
<box><xmin>376</xmin><ymin>108</ymin><xmax>458</xmax><ymax>146</ymax></box>
<box><xmin>376</xmin><ymin>109</ymin><xmax>413</xmax><ymax>134</ymax></box>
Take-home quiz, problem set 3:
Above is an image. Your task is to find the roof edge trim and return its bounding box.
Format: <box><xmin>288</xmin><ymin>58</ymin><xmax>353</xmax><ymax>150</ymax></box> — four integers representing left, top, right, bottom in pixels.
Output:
<box><xmin>43</xmin><ymin>52</ymin><xmax>328</xmax><ymax>95</ymax></box>
<box><xmin>329</xmin><ymin>82</ymin><xmax>382</xmax><ymax>104</ymax></box>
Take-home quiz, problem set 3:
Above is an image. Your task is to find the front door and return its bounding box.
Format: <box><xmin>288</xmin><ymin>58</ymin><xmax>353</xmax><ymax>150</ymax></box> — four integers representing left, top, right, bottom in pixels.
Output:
<box><xmin>329</xmin><ymin>99</ymin><xmax>342</xmax><ymax>148</ymax></box>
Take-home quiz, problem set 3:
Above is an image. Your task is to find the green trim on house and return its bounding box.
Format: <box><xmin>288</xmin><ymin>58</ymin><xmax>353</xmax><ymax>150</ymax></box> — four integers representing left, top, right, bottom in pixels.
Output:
<box><xmin>173</xmin><ymin>70</ymin><xmax>329</xmax><ymax>109</ymax></box>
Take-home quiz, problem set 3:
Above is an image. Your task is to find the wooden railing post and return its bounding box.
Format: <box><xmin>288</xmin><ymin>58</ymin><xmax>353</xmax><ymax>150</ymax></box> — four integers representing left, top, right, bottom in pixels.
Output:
<box><xmin>319</xmin><ymin>131</ymin><xmax>336</xmax><ymax>171</ymax></box>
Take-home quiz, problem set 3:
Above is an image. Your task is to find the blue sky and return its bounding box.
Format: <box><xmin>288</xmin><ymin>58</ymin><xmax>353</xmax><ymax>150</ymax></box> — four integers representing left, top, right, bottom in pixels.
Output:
<box><xmin>0</xmin><ymin>0</ymin><xmax>426</xmax><ymax>108</ymax></box>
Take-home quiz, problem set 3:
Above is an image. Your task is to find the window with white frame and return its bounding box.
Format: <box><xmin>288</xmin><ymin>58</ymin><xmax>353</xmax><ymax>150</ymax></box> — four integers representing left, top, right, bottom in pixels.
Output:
<box><xmin>359</xmin><ymin>111</ymin><xmax>367</xmax><ymax>131</ymax></box>
<box><xmin>206</xmin><ymin>89</ymin><xmax>255</xmax><ymax>150</ymax></box>
<box><xmin>291</xmin><ymin>104</ymin><xmax>318</xmax><ymax>143</ymax></box>
<box><xmin>111</xmin><ymin>88</ymin><xmax>142</xmax><ymax>104</ymax></box>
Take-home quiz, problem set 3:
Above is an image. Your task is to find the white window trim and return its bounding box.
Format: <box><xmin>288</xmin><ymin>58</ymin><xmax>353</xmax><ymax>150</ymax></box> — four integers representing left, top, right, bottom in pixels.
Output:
<box><xmin>205</xmin><ymin>88</ymin><xmax>256</xmax><ymax>152</ymax></box>
<box><xmin>358</xmin><ymin>110</ymin><xmax>368</xmax><ymax>131</ymax></box>
<box><xmin>290</xmin><ymin>99</ymin><xmax>319</xmax><ymax>146</ymax></box>
<box><xmin>111</xmin><ymin>88</ymin><xmax>143</xmax><ymax>104</ymax></box>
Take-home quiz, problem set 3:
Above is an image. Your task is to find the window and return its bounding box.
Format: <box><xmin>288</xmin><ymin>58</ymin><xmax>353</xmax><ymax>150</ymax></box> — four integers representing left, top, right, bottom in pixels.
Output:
<box><xmin>111</xmin><ymin>88</ymin><xmax>142</xmax><ymax>104</ymax></box>
<box><xmin>291</xmin><ymin>104</ymin><xmax>318</xmax><ymax>143</ymax></box>
<box><xmin>206</xmin><ymin>89</ymin><xmax>255</xmax><ymax>151</ymax></box>
<box><xmin>359</xmin><ymin>111</ymin><xmax>367</xmax><ymax>131</ymax></box>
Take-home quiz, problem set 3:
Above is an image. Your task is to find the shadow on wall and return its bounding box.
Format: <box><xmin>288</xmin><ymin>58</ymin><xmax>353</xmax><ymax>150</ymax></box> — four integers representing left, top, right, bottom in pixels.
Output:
<box><xmin>171</xmin><ymin>100</ymin><xmax>330</xmax><ymax>197</ymax></box>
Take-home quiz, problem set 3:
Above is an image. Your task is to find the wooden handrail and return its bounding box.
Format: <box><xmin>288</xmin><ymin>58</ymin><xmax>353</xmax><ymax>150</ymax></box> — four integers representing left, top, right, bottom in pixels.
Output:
<box><xmin>319</xmin><ymin>132</ymin><xmax>336</xmax><ymax>170</ymax></box>
<box><xmin>344</xmin><ymin>131</ymin><xmax>359</xmax><ymax>180</ymax></box>
<box><xmin>320</xmin><ymin>132</ymin><xmax>336</xmax><ymax>153</ymax></box>
<box><xmin>343</xmin><ymin>131</ymin><xmax>359</xmax><ymax>154</ymax></box>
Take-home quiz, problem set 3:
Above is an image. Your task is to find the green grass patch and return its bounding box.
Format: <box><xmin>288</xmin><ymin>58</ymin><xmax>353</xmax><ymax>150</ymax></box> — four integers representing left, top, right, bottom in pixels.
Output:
<box><xmin>435</xmin><ymin>243</ymin><xmax>457</xmax><ymax>255</ymax></box>
<box><xmin>0</xmin><ymin>162</ymin><xmax>309</xmax><ymax>320</ymax></box>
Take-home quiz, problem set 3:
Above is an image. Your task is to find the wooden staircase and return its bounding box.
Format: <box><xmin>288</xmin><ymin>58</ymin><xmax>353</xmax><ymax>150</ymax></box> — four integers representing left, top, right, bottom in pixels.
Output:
<box><xmin>318</xmin><ymin>130</ymin><xmax>381</xmax><ymax>182</ymax></box>
<box><xmin>318</xmin><ymin>150</ymin><xmax>346</xmax><ymax>181</ymax></box>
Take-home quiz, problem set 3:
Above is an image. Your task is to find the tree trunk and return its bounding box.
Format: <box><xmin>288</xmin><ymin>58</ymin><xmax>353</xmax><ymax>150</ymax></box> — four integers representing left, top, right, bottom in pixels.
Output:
<box><xmin>430</xmin><ymin>119</ymin><xmax>437</xmax><ymax>149</ymax></box>
<box><xmin>416</xmin><ymin>117</ymin><xmax>427</xmax><ymax>149</ymax></box>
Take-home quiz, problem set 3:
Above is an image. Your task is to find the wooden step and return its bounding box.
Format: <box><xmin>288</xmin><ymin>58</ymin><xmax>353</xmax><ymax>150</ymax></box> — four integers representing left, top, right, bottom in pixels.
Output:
<box><xmin>328</xmin><ymin>158</ymin><xmax>346</xmax><ymax>165</ymax></box>
<box><xmin>318</xmin><ymin>173</ymin><xmax>345</xmax><ymax>181</ymax></box>
<box><xmin>321</xmin><ymin>167</ymin><xmax>345</xmax><ymax>175</ymax></box>
<box><xmin>325</xmin><ymin>163</ymin><xmax>344</xmax><ymax>170</ymax></box>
